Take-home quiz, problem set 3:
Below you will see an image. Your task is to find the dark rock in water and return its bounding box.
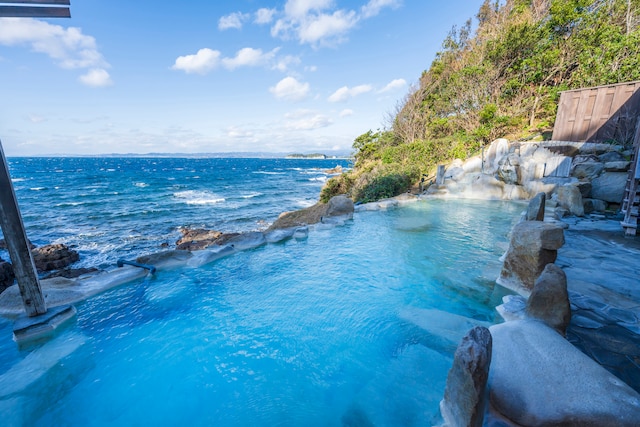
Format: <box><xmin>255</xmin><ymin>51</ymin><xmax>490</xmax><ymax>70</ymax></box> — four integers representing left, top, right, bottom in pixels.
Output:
<box><xmin>31</xmin><ymin>244</ymin><xmax>79</xmax><ymax>272</ymax></box>
<box><xmin>498</xmin><ymin>221</ymin><xmax>564</xmax><ymax>293</ymax></box>
<box><xmin>0</xmin><ymin>258</ymin><xmax>15</xmax><ymax>294</ymax></box>
<box><xmin>0</xmin><ymin>238</ymin><xmax>36</xmax><ymax>250</ymax></box>
<box><xmin>43</xmin><ymin>267</ymin><xmax>99</xmax><ymax>279</ymax></box>
<box><xmin>526</xmin><ymin>264</ymin><xmax>571</xmax><ymax>335</ymax></box>
<box><xmin>268</xmin><ymin>195</ymin><xmax>354</xmax><ymax>231</ymax></box>
<box><xmin>176</xmin><ymin>228</ymin><xmax>223</xmax><ymax>250</ymax></box>
<box><xmin>440</xmin><ymin>326</ymin><xmax>492</xmax><ymax>427</ymax></box>
<box><xmin>525</xmin><ymin>192</ymin><xmax>545</xmax><ymax>221</ymax></box>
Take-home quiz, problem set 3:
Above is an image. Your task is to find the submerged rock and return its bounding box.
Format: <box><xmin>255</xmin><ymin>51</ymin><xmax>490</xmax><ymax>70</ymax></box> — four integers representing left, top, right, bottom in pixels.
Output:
<box><xmin>31</xmin><ymin>244</ymin><xmax>79</xmax><ymax>272</ymax></box>
<box><xmin>440</xmin><ymin>326</ymin><xmax>492</xmax><ymax>427</ymax></box>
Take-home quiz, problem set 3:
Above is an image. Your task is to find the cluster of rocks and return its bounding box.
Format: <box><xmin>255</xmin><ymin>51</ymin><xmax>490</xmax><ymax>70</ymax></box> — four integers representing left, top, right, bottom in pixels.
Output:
<box><xmin>440</xmin><ymin>195</ymin><xmax>640</xmax><ymax>426</ymax></box>
<box><xmin>426</xmin><ymin>138</ymin><xmax>632</xmax><ymax>219</ymax></box>
<box><xmin>0</xmin><ymin>240</ymin><xmax>81</xmax><ymax>294</ymax></box>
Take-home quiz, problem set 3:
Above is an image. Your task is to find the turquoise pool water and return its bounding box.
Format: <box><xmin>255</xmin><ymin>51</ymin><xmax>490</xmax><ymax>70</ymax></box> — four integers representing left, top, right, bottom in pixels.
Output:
<box><xmin>0</xmin><ymin>199</ymin><xmax>521</xmax><ymax>426</ymax></box>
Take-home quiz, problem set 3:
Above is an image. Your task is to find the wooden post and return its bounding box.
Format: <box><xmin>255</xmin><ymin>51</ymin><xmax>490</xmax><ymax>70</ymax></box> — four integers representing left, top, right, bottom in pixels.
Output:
<box><xmin>0</xmin><ymin>141</ymin><xmax>47</xmax><ymax>316</ymax></box>
<box><xmin>436</xmin><ymin>165</ymin><xmax>446</xmax><ymax>186</ymax></box>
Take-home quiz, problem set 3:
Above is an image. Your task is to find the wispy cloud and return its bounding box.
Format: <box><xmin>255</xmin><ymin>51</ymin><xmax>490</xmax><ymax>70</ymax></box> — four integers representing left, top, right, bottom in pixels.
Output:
<box><xmin>339</xmin><ymin>109</ymin><xmax>354</xmax><ymax>117</ymax></box>
<box><xmin>218</xmin><ymin>12</ymin><xmax>250</xmax><ymax>30</ymax></box>
<box><xmin>378</xmin><ymin>78</ymin><xmax>406</xmax><ymax>93</ymax></box>
<box><xmin>173</xmin><ymin>47</ymin><xmax>283</xmax><ymax>74</ymax></box>
<box><xmin>255</xmin><ymin>8</ymin><xmax>277</xmax><ymax>24</ymax></box>
<box><xmin>0</xmin><ymin>18</ymin><xmax>111</xmax><ymax>87</ymax></box>
<box><xmin>361</xmin><ymin>0</ymin><xmax>401</xmax><ymax>19</ymax></box>
<box><xmin>328</xmin><ymin>84</ymin><xmax>372</xmax><ymax>102</ymax></box>
<box><xmin>284</xmin><ymin>109</ymin><xmax>333</xmax><ymax>130</ymax></box>
<box><xmin>270</xmin><ymin>76</ymin><xmax>310</xmax><ymax>102</ymax></box>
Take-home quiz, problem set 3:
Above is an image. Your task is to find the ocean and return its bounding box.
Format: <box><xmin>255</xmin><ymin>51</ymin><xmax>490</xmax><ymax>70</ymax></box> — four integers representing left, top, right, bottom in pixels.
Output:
<box><xmin>2</xmin><ymin>157</ymin><xmax>350</xmax><ymax>269</ymax></box>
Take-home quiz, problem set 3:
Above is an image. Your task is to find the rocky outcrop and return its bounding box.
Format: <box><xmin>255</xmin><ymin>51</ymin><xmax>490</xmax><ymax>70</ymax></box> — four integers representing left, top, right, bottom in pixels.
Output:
<box><xmin>488</xmin><ymin>319</ymin><xmax>640</xmax><ymax>426</ymax></box>
<box><xmin>525</xmin><ymin>264</ymin><xmax>571</xmax><ymax>335</ymax></box>
<box><xmin>175</xmin><ymin>228</ymin><xmax>223</xmax><ymax>250</ymax></box>
<box><xmin>0</xmin><ymin>258</ymin><xmax>15</xmax><ymax>294</ymax></box>
<box><xmin>425</xmin><ymin>139</ymin><xmax>631</xmax><ymax>216</ymax></box>
<box><xmin>440</xmin><ymin>326</ymin><xmax>492</xmax><ymax>427</ymax></box>
<box><xmin>498</xmin><ymin>221</ymin><xmax>565</xmax><ymax>295</ymax></box>
<box><xmin>31</xmin><ymin>244</ymin><xmax>79</xmax><ymax>272</ymax></box>
<box><xmin>268</xmin><ymin>195</ymin><xmax>354</xmax><ymax>230</ymax></box>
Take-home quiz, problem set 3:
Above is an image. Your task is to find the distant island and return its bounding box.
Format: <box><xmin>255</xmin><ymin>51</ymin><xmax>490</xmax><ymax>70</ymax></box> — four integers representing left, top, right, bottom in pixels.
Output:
<box><xmin>286</xmin><ymin>153</ymin><xmax>328</xmax><ymax>159</ymax></box>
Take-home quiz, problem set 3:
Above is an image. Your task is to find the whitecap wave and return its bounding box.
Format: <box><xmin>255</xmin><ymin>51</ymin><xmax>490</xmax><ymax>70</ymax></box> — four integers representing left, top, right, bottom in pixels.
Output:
<box><xmin>134</xmin><ymin>182</ymin><xmax>148</xmax><ymax>188</ymax></box>
<box><xmin>174</xmin><ymin>190</ymin><xmax>225</xmax><ymax>205</ymax></box>
<box><xmin>252</xmin><ymin>171</ymin><xmax>285</xmax><ymax>175</ymax></box>
<box><xmin>11</xmin><ymin>178</ymin><xmax>26</xmax><ymax>183</ymax></box>
<box><xmin>30</xmin><ymin>187</ymin><xmax>47</xmax><ymax>191</ymax></box>
<box><xmin>295</xmin><ymin>199</ymin><xmax>316</xmax><ymax>208</ymax></box>
<box><xmin>240</xmin><ymin>192</ymin><xmax>262</xmax><ymax>199</ymax></box>
<box><xmin>308</xmin><ymin>176</ymin><xmax>327</xmax><ymax>182</ymax></box>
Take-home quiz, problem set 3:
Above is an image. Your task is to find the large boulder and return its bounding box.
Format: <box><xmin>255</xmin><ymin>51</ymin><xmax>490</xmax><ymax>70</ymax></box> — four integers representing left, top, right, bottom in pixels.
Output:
<box><xmin>556</xmin><ymin>184</ymin><xmax>584</xmax><ymax>217</ymax></box>
<box><xmin>488</xmin><ymin>319</ymin><xmax>640</xmax><ymax>426</ymax></box>
<box><xmin>31</xmin><ymin>244</ymin><xmax>79</xmax><ymax>272</ymax></box>
<box><xmin>571</xmin><ymin>162</ymin><xmax>604</xmax><ymax>180</ymax></box>
<box><xmin>0</xmin><ymin>258</ymin><xmax>15</xmax><ymax>294</ymax></box>
<box><xmin>440</xmin><ymin>326</ymin><xmax>492</xmax><ymax>427</ymax></box>
<box><xmin>526</xmin><ymin>264</ymin><xmax>571</xmax><ymax>335</ymax></box>
<box><xmin>582</xmin><ymin>198</ymin><xmax>607</xmax><ymax>213</ymax></box>
<box><xmin>325</xmin><ymin>195</ymin><xmax>354</xmax><ymax>218</ymax></box>
<box><xmin>591</xmin><ymin>172</ymin><xmax>627</xmax><ymax>203</ymax></box>
<box><xmin>498</xmin><ymin>221</ymin><xmax>564</xmax><ymax>294</ymax></box>
<box><xmin>496</xmin><ymin>154</ymin><xmax>520</xmax><ymax>185</ymax></box>
<box><xmin>176</xmin><ymin>228</ymin><xmax>223</xmax><ymax>250</ymax></box>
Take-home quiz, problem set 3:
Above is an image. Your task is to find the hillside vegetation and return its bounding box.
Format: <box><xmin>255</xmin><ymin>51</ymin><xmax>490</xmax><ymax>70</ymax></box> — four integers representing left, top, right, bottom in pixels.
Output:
<box><xmin>322</xmin><ymin>0</ymin><xmax>640</xmax><ymax>203</ymax></box>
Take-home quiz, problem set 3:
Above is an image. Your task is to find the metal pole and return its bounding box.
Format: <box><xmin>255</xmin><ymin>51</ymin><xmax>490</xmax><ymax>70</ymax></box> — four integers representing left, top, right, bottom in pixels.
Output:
<box><xmin>0</xmin><ymin>141</ymin><xmax>46</xmax><ymax>316</ymax></box>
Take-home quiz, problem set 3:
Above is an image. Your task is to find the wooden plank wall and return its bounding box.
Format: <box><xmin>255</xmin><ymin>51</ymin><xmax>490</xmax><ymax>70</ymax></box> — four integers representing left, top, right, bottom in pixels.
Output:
<box><xmin>552</xmin><ymin>81</ymin><xmax>640</xmax><ymax>144</ymax></box>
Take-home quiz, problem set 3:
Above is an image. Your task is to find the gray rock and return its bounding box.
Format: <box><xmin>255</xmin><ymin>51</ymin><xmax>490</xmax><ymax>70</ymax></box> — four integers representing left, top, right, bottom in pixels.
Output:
<box><xmin>488</xmin><ymin>319</ymin><xmax>640</xmax><ymax>426</ymax></box>
<box><xmin>498</xmin><ymin>221</ymin><xmax>564</xmax><ymax>294</ymax></box>
<box><xmin>264</xmin><ymin>228</ymin><xmax>296</xmax><ymax>243</ymax></box>
<box><xmin>137</xmin><ymin>250</ymin><xmax>193</xmax><ymax>269</ymax></box>
<box><xmin>556</xmin><ymin>184</ymin><xmax>584</xmax><ymax>217</ymax></box>
<box><xmin>598</xmin><ymin>151</ymin><xmax>626</xmax><ymax>163</ymax></box>
<box><xmin>571</xmin><ymin>162</ymin><xmax>603</xmax><ymax>180</ymax></box>
<box><xmin>604</xmin><ymin>161</ymin><xmax>631</xmax><ymax>172</ymax></box>
<box><xmin>225</xmin><ymin>231</ymin><xmax>266</xmax><ymax>251</ymax></box>
<box><xmin>440</xmin><ymin>326</ymin><xmax>492</xmax><ymax>427</ymax></box>
<box><xmin>582</xmin><ymin>198</ymin><xmax>607</xmax><ymax>213</ymax></box>
<box><xmin>325</xmin><ymin>195</ymin><xmax>354</xmax><ymax>218</ymax></box>
<box><xmin>526</xmin><ymin>264</ymin><xmax>571</xmax><ymax>335</ymax></box>
<box><xmin>31</xmin><ymin>244</ymin><xmax>79</xmax><ymax>272</ymax></box>
<box><xmin>575</xmin><ymin>181</ymin><xmax>592</xmax><ymax>198</ymax></box>
<box><xmin>496</xmin><ymin>154</ymin><xmax>520</xmax><ymax>185</ymax></box>
<box><xmin>525</xmin><ymin>192</ymin><xmax>545</xmax><ymax>221</ymax></box>
<box><xmin>591</xmin><ymin>172</ymin><xmax>628</xmax><ymax>203</ymax></box>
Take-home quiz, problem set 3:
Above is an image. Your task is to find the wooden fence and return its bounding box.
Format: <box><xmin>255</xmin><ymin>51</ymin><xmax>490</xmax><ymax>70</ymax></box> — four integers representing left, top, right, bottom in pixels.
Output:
<box><xmin>552</xmin><ymin>81</ymin><xmax>640</xmax><ymax>145</ymax></box>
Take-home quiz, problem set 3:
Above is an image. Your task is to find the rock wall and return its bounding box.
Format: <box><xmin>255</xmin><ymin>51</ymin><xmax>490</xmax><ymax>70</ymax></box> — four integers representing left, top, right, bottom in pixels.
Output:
<box><xmin>426</xmin><ymin>138</ymin><xmax>632</xmax><ymax>217</ymax></box>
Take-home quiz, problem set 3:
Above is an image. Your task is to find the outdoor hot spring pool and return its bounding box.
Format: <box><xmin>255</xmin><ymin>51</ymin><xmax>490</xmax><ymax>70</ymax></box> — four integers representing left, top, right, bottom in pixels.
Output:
<box><xmin>0</xmin><ymin>199</ymin><xmax>522</xmax><ymax>426</ymax></box>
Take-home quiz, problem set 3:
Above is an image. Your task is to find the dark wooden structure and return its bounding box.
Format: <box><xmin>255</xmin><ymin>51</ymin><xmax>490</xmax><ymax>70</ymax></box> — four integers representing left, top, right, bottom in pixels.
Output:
<box><xmin>0</xmin><ymin>0</ymin><xmax>70</xmax><ymax>18</ymax></box>
<box><xmin>621</xmin><ymin>121</ymin><xmax>640</xmax><ymax>236</ymax></box>
<box><xmin>552</xmin><ymin>81</ymin><xmax>640</xmax><ymax>145</ymax></box>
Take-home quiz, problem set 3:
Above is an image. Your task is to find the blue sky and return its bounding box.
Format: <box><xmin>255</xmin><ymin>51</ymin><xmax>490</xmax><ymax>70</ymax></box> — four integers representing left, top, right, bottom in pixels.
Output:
<box><xmin>0</xmin><ymin>0</ymin><xmax>485</xmax><ymax>156</ymax></box>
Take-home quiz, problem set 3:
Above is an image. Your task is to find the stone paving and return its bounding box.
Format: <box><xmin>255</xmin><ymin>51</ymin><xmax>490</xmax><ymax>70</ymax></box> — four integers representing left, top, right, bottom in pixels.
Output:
<box><xmin>556</xmin><ymin>216</ymin><xmax>640</xmax><ymax>393</ymax></box>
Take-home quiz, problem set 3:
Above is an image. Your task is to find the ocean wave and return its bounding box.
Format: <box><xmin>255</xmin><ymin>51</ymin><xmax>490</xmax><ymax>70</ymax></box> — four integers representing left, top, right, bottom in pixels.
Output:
<box><xmin>252</xmin><ymin>171</ymin><xmax>285</xmax><ymax>175</ymax></box>
<box><xmin>295</xmin><ymin>199</ymin><xmax>316</xmax><ymax>208</ymax></box>
<box><xmin>174</xmin><ymin>190</ymin><xmax>225</xmax><ymax>205</ymax></box>
<box><xmin>30</xmin><ymin>187</ymin><xmax>47</xmax><ymax>191</ymax></box>
<box><xmin>240</xmin><ymin>192</ymin><xmax>262</xmax><ymax>199</ymax></box>
<box><xmin>308</xmin><ymin>176</ymin><xmax>327</xmax><ymax>182</ymax></box>
<box><xmin>134</xmin><ymin>182</ymin><xmax>149</xmax><ymax>188</ymax></box>
<box><xmin>11</xmin><ymin>178</ymin><xmax>26</xmax><ymax>182</ymax></box>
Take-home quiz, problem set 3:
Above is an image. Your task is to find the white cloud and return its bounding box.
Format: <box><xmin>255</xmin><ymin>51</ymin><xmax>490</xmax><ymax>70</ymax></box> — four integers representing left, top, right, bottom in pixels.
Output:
<box><xmin>0</xmin><ymin>17</ymin><xmax>109</xmax><ymax>75</ymax></box>
<box><xmin>379</xmin><ymin>78</ymin><xmax>407</xmax><ymax>93</ymax></box>
<box><xmin>226</xmin><ymin>126</ymin><xmax>256</xmax><ymax>140</ymax></box>
<box><xmin>172</xmin><ymin>48</ymin><xmax>221</xmax><ymax>74</ymax></box>
<box><xmin>284</xmin><ymin>0</ymin><xmax>334</xmax><ymax>19</ymax></box>
<box><xmin>272</xmin><ymin>54</ymin><xmax>301</xmax><ymax>72</ymax></box>
<box><xmin>270</xmin><ymin>76</ymin><xmax>310</xmax><ymax>102</ymax></box>
<box><xmin>269</xmin><ymin>0</ymin><xmax>399</xmax><ymax>47</ymax></box>
<box><xmin>361</xmin><ymin>0</ymin><xmax>401</xmax><ymax>19</ymax></box>
<box><xmin>222</xmin><ymin>47</ymin><xmax>279</xmax><ymax>70</ymax></box>
<box><xmin>255</xmin><ymin>8</ymin><xmax>277</xmax><ymax>24</ymax></box>
<box><xmin>27</xmin><ymin>114</ymin><xmax>47</xmax><ymax>123</ymax></box>
<box><xmin>79</xmin><ymin>68</ymin><xmax>113</xmax><ymax>87</ymax></box>
<box><xmin>339</xmin><ymin>109</ymin><xmax>354</xmax><ymax>117</ymax></box>
<box><xmin>284</xmin><ymin>109</ymin><xmax>333</xmax><ymax>130</ymax></box>
<box><xmin>218</xmin><ymin>12</ymin><xmax>250</xmax><ymax>30</ymax></box>
<box><xmin>298</xmin><ymin>10</ymin><xmax>358</xmax><ymax>45</ymax></box>
<box><xmin>328</xmin><ymin>84</ymin><xmax>372</xmax><ymax>102</ymax></box>
<box><xmin>305</xmin><ymin>65</ymin><xmax>318</xmax><ymax>72</ymax></box>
